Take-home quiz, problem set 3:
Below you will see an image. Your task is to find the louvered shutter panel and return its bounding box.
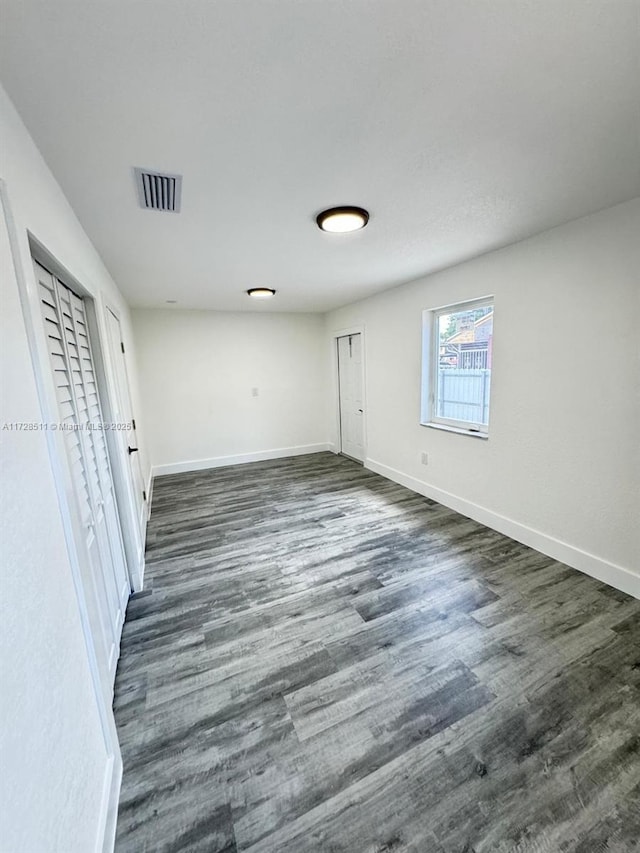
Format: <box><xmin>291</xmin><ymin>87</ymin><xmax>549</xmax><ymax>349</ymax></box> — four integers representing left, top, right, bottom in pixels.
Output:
<box><xmin>35</xmin><ymin>259</ymin><xmax>130</xmax><ymax>694</ymax></box>
<box><xmin>68</xmin><ymin>291</ymin><xmax>113</xmax><ymax>490</ymax></box>
<box><xmin>36</xmin><ymin>263</ymin><xmax>93</xmax><ymax>526</ymax></box>
<box><xmin>55</xmin><ymin>282</ymin><xmax>102</xmax><ymax>506</ymax></box>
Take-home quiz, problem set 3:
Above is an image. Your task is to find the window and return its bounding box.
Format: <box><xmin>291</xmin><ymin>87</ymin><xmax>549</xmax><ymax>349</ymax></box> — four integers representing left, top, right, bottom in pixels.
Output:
<box><xmin>421</xmin><ymin>297</ymin><xmax>494</xmax><ymax>436</ymax></box>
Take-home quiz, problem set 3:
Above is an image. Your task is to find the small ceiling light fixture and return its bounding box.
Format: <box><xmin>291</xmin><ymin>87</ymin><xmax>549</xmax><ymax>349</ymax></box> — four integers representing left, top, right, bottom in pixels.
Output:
<box><xmin>316</xmin><ymin>206</ymin><xmax>369</xmax><ymax>233</ymax></box>
<box><xmin>247</xmin><ymin>287</ymin><xmax>276</xmax><ymax>299</ymax></box>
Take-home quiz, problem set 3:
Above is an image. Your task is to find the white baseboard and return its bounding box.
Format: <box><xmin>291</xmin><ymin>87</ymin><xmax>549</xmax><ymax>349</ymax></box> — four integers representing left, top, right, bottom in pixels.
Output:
<box><xmin>145</xmin><ymin>471</ymin><xmax>154</xmax><ymax>514</ymax></box>
<box><xmin>130</xmin><ymin>471</ymin><xmax>153</xmax><ymax>592</ymax></box>
<box><xmin>152</xmin><ymin>443</ymin><xmax>332</xmax><ymax>478</ymax></box>
<box><xmin>132</xmin><ymin>543</ymin><xmax>145</xmax><ymax>594</ymax></box>
<box><xmin>97</xmin><ymin>752</ymin><xmax>121</xmax><ymax>853</ymax></box>
<box><xmin>366</xmin><ymin>457</ymin><xmax>640</xmax><ymax>600</ymax></box>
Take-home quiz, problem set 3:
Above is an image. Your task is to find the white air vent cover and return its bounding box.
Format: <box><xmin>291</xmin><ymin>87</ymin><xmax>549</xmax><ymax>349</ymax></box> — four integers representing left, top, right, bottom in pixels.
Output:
<box><xmin>134</xmin><ymin>168</ymin><xmax>182</xmax><ymax>212</ymax></box>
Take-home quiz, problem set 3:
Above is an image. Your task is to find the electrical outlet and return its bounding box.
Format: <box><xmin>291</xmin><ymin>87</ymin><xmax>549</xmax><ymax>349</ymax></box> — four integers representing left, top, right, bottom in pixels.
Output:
<box><xmin>251</xmin><ymin>387</ymin><xmax>259</xmax><ymax>397</ymax></box>
<box><xmin>420</xmin><ymin>452</ymin><xmax>429</xmax><ymax>466</ymax></box>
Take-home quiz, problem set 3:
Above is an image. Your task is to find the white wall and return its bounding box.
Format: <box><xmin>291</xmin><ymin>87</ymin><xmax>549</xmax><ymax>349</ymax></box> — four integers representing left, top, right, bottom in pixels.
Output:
<box><xmin>0</xmin><ymin>84</ymin><xmax>146</xmax><ymax>851</ymax></box>
<box><xmin>133</xmin><ymin>309</ymin><xmax>328</xmax><ymax>474</ymax></box>
<box><xmin>327</xmin><ymin>199</ymin><xmax>640</xmax><ymax>597</ymax></box>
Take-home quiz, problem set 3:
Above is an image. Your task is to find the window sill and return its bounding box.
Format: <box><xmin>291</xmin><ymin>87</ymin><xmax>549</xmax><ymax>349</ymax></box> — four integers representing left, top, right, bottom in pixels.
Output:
<box><xmin>421</xmin><ymin>422</ymin><xmax>489</xmax><ymax>439</ymax></box>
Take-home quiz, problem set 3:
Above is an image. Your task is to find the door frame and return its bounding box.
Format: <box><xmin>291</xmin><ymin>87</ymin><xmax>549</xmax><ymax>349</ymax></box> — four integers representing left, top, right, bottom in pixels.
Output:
<box><xmin>27</xmin><ymin>235</ymin><xmax>140</xmax><ymax>591</ymax></box>
<box><xmin>100</xmin><ymin>297</ymin><xmax>147</xmax><ymax>592</ymax></box>
<box><xmin>24</xmin><ymin>236</ymin><xmax>144</xmax><ymax>596</ymax></box>
<box><xmin>1</xmin><ymin>179</ymin><xmax>123</xmax><ymax>852</ymax></box>
<box><xmin>331</xmin><ymin>324</ymin><xmax>367</xmax><ymax>461</ymax></box>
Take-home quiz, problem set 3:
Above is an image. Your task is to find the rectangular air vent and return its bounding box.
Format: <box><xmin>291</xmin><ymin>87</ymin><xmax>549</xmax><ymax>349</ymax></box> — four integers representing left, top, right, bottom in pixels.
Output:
<box><xmin>134</xmin><ymin>168</ymin><xmax>182</xmax><ymax>212</ymax></box>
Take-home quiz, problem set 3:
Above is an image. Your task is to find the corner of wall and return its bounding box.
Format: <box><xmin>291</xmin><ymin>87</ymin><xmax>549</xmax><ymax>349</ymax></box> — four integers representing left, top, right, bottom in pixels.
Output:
<box><xmin>366</xmin><ymin>457</ymin><xmax>639</xmax><ymax>600</ymax></box>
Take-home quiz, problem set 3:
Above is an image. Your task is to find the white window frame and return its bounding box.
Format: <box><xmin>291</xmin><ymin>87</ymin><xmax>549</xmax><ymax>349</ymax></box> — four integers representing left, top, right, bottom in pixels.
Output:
<box><xmin>421</xmin><ymin>296</ymin><xmax>494</xmax><ymax>438</ymax></box>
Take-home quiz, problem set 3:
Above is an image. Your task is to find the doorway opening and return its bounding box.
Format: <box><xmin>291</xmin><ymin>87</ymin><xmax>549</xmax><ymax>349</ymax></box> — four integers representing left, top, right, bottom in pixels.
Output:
<box><xmin>336</xmin><ymin>331</ymin><xmax>365</xmax><ymax>463</ymax></box>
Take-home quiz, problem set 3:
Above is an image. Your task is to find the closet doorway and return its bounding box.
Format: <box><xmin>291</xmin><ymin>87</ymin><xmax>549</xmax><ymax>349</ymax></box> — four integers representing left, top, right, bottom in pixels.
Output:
<box><xmin>34</xmin><ymin>259</ymin><xmax>128</xmax><ymax>694</ymax></box>
<box><xmin>336</xmin><ymin>331</ymin><xmax>365</xmax><ymax>463</ymax></box>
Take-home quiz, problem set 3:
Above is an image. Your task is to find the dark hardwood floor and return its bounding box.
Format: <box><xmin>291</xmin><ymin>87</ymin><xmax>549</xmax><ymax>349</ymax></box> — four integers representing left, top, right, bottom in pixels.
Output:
<box><xmin>113</xmin><ymin>452</ymin><xmax>640</xmax><ymax>852</ymax></box>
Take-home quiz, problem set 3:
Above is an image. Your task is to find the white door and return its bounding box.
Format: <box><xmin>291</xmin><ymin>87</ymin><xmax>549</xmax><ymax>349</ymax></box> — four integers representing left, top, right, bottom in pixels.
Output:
<box><xmin>35</xmin><ymin>261</ymin><xmax>128</xmax><ymax>692</ymax></box>
<box><xmin>104</xmin><ymin>307</ymin><xmax>148</xmax><ymax>555</ymax></box>
<box><xmin>337</xmin><ymin>333</ymin><xmax>364</xmax><ymax>462</ymax></box>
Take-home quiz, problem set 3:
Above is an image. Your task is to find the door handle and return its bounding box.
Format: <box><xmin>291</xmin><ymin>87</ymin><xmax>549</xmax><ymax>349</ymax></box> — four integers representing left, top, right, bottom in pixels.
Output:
<box><xmin>358</xmin><ymin>409</ymin><xmax>363</xmax><ymax>413</ymax></box>
<box><xmin>128</xmin><ymin>446</ymin><xmax>139</xmax><ymax>455</ymax></box>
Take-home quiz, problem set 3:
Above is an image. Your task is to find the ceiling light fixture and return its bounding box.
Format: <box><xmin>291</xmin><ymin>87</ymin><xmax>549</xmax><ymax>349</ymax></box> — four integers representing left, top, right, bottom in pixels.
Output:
<box><xmin>247</xmin><ymin>287</ymin><xmax>276</xmax><ymax>299</ymax></box>
<box><xmin>316</xmin><ymin>206</ymin><xmax>369</xmax><ymax>233</ymax></box>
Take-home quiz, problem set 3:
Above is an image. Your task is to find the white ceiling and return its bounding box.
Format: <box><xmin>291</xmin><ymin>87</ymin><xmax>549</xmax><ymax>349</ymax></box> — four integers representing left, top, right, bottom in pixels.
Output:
<box><xmin>1</xmin><ymin>1</ymin><xmax>639</xmax><ymax>313</ymax></box>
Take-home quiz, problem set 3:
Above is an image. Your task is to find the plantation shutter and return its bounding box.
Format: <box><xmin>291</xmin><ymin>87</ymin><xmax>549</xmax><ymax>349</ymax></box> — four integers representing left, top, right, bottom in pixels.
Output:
<box><xmin>34</xmin><ymin>258</ymin><xmax>129</xmax><ymax>692</ymax></box>
<box><xmin>36</xmin><ymin>262</ymin><xmax>93</xmax><ymax>525</ymax></box>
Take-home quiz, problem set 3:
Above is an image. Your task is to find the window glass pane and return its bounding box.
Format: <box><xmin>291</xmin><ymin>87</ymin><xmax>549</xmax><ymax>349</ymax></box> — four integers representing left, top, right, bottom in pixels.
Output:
<box><xmin>436</xmin><ymin>304</ymin><xmax>493</xmax><ymax>426</ymax></box>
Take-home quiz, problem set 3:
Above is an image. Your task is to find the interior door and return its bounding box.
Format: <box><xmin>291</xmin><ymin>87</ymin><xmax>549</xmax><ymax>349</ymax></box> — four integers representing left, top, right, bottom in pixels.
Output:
<box><xmin>35</xmin><ymin>261</ymin><xmax>127</xmax><ymax>691</ymax></box>
<box><xmin>66</xmin><ymin>288</ymin><xmax>130</xmax><ymax>615</ymax></box>
<box><xmin>337</xmin><ymin>333</ymin><xmax>364</xmax><ymax>462</ymax></box>
<box><xmin>104</xmin><ymin>307</ymin><xmax>147</xmax><ymax>554</ymax></box>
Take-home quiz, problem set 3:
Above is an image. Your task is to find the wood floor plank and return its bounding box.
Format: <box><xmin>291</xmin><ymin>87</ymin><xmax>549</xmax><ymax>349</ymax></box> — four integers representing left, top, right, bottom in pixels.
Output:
<box><xmin>114</xmin><ymin>452</ymin><xmax>640</xmax><ymax>852</ymax></box>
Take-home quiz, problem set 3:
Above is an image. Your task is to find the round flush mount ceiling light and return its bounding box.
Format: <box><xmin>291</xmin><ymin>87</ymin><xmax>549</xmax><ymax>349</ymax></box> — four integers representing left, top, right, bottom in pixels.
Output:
<box><xmin>247</xmin><ymin>287</ymin><xmax>276</xmax><ymax>299</ymax></box>
<box><xmin>316</xmin><ymin>206</ymin><xmax>369</xmax><ymax>233</ymax></box>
